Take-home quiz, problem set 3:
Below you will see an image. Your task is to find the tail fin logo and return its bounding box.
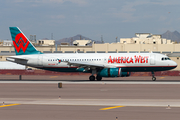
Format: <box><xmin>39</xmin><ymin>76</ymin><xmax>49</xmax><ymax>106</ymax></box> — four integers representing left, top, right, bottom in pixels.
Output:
<box><xmin>13</xmin><ymin>33</ymin><xmax>30</xmax><ymax>53</ymax></box>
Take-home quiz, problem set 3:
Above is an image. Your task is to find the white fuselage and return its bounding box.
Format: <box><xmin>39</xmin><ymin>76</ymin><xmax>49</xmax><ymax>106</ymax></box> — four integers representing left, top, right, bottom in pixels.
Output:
<box><xmin>7</xmin><ymin>53</ymin><xmax>177</xmax><ymax>73</ymax></box>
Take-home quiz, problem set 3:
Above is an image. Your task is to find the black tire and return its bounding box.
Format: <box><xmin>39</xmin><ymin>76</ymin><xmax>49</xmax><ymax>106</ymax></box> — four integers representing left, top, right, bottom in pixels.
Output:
<box><xmin>96</xmin><ymin>76</ymin><xmax>102</xmax><ymax>81</ymax></box>
<box><xmin>152</xmin><ymin>77</ymin><xmax>156</xmax><ymax>81</ymax></box>
<box><xmin>89</xmin><ymin>75</ymin><xmax>95</xmax><ymax>81</ymax></box>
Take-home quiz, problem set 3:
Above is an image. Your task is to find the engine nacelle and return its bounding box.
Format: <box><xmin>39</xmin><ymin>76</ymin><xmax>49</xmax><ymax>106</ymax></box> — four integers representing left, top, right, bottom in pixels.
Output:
<box><xmin>98</xmin><ymin>68</ymin><xmax>131</xmax><ymax>77</ymax></box>
<box><xmin>98</xmin><ymin>68</ymin><xmax>121</xmax><ymax>77</ymax></box>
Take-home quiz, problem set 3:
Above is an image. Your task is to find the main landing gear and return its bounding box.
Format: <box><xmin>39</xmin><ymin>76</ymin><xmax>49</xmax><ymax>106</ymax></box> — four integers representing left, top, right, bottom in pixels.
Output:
<box><xmin>152</xmin><ymin>71</ymin><xmax>156</xmax><ymax>81</ymax></box>
<box><xmin>89</xmin><ymin>69</ymin><xmax>102</xmax><ymax>81</ymax></box>
<box><xmin>96</xmin><ymin>75</ymin><xmax>102</xmax><ymax>81</ymax></box>
<box><xmin>89</xmin><ymin>75</ymin><xmax>95</xmax><ymax>81</ymax></box>
<box><xmin>89</xmin><ymin>75</ymin><xmax>102</xmax><ymax>81</ymax></box>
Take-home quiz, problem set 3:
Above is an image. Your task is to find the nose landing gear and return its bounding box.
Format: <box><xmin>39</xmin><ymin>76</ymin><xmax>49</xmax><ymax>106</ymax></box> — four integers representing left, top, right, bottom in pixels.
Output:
<box><xmin>152</xmin><ymin>76</ymin><xmax>156</xmax><ymax>81</ymax></box>
<box><xmin>152</xmin><ymin>71</ymin><xmax>156</xmax><ymax>81</ymax></box>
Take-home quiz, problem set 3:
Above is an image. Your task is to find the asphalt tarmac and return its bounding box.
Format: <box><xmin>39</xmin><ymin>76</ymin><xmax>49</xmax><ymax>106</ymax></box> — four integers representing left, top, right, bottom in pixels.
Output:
<box><xmin>0</xmin><ymin>75</ymin><xmax>180</xmax><ymax>120</ymax></box>
<box><xmin>0</xmin><ymin>75</ymin><xmax>180</xmax><ymax>81</ymax></box>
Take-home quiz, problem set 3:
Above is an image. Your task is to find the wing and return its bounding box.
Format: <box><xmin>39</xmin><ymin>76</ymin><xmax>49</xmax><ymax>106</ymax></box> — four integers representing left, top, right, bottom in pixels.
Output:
<box><xmin>64</xmin><ymin>61</ymin><xmax>117</xmax><ymax>70</ymax></box>
<box><xmin>167</xmin><ymin>53</ymin><xmax>180</xmax><ymax>57</ymax></box>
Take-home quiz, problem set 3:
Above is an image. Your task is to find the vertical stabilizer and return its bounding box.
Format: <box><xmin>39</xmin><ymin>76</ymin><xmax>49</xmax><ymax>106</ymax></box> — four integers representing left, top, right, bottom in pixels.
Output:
<box><xmin>9</xmin><ymin>27</ymin><xmax>41</xmax><ymax>55</ymax></box>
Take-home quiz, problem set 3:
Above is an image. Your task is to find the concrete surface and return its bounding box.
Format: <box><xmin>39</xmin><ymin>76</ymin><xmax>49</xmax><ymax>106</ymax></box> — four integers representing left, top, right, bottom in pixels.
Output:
<box><xmin>0</xmin><ymin>76</ymin><xmax>180</xmax><ymax>120</ymax></box>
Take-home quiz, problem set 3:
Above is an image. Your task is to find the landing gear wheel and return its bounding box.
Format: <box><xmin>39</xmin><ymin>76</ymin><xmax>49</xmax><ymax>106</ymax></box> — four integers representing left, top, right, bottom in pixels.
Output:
<box><xmin>96</xmin><ymin>76</ymin><xmax>102</xmax><ymax>81</ymax></box>
<box><xmin>152</xmin><ymin>77</ymin><xmax>156</xmax><ymax>81</ymax></box>
<box><xmin>151</xmin><ymin>71</ymin><xmax>156</xmax><ymax>81</ymax></box>
<box><xmin>89</xmin><ymin>75</ymin><xmax>95</xmax><ymax>81</ymax></box>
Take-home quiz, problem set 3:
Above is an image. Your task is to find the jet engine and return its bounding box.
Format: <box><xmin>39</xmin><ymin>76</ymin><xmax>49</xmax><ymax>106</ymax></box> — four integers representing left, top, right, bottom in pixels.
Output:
<box><xmin>97</xmin><ymin>68</ymin><xmax>130</xmax><ymax>77</ymax></box>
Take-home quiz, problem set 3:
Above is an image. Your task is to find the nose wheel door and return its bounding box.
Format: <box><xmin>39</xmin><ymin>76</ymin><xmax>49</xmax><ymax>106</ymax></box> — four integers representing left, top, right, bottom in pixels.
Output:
<box><xmin>150</xmin><ymin>55</ymin><xmax>155</xmax><ymax>65</ymax></box>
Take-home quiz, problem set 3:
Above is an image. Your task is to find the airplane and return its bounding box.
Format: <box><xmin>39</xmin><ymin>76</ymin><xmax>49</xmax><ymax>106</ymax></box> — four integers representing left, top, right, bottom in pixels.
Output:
<box><xmin>6</xmin><ymin>27</ymin><xmax>177</xmax><ymax>81</ymax></box>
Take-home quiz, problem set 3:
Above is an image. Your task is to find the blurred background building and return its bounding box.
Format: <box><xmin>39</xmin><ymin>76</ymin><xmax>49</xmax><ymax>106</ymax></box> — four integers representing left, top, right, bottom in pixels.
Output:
<box><xmin>0</xmin><ymin>33</ymin><xmax>180</xmax><ymax>70</ymax></box>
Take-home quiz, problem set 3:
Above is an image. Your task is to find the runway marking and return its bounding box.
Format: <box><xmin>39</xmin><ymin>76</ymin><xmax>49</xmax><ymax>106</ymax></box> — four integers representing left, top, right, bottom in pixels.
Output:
<box><xmin>100</xmin><ymin>106</ymin><xmax>125</xmax><ymax>110</ymax></box>
<box><xmin>49</xmin><ymin>76</ymin><xmax>58</xmax><ymax>78</ymax></box>
<box><xmin>0</xmin><ymin>104</ymin><xmax>20</xmax><ymax>108</ymax></box>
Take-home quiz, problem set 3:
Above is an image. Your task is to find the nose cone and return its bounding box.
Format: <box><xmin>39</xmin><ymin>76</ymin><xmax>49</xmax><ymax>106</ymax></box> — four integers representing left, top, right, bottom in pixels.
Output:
<box><xmin>171</xmin><ymin>60</ymin><xmax>177</xmax><ymax>68</ymax></box>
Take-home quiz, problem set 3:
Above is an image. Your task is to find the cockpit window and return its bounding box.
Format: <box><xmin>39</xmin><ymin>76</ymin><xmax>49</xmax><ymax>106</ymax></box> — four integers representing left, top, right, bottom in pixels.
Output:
<box><xmin>161</xmin><ymin>57</ymin><xmax>171</xmax><ymax>61</ymax></box>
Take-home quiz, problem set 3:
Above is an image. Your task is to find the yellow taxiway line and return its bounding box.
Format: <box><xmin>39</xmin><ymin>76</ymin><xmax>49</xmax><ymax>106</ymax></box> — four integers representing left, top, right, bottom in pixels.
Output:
<box><xmin>100</xmin><ymin>106</ymin><xmax>125</xmax><ymax>110</ymax></box>
<box><xmin>49</xmin><ymin>76</ymin><xmax>58</xmax><ymax>78</ymax></box>
<box><xmin>0</xmin><ymin>104</ymin><xmax>20</xmax><ymax>108</ymax></box>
